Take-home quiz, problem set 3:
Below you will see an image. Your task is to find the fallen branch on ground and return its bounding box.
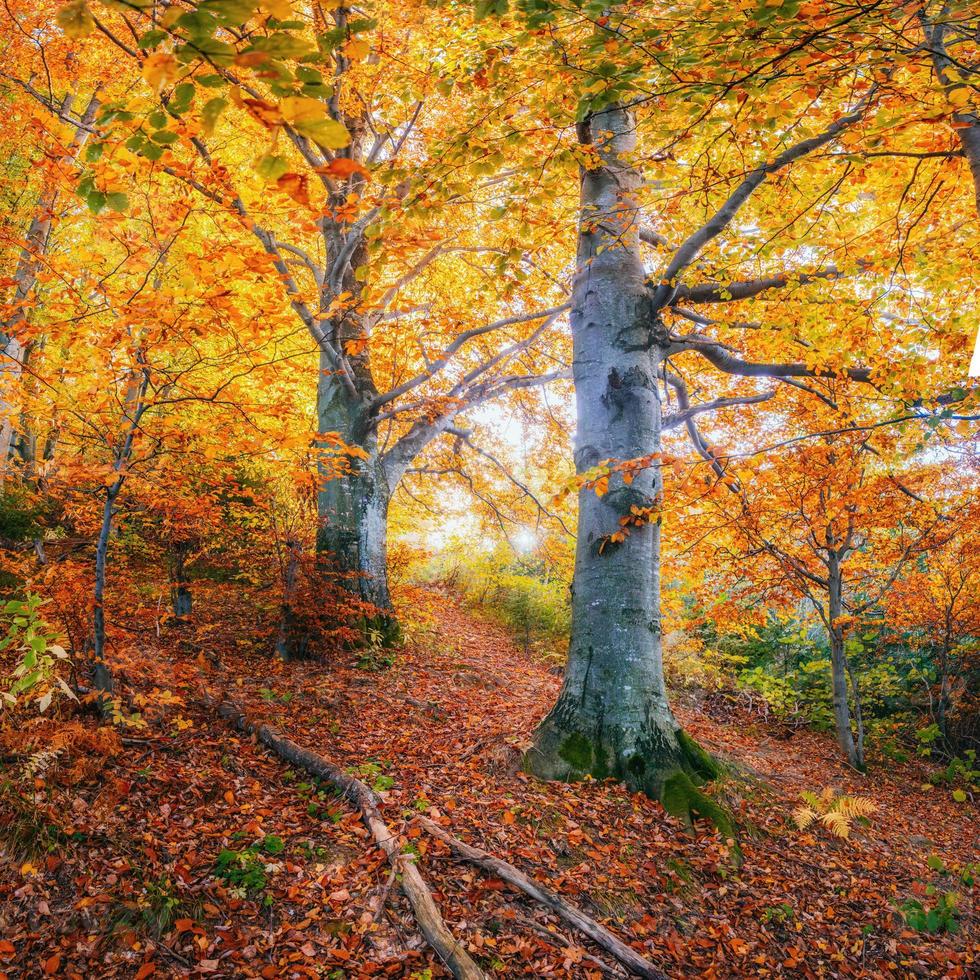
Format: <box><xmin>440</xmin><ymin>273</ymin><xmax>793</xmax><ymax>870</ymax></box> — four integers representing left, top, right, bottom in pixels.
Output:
<box><xmin>217</xmin><ymin>701</ymin><xmax>487</xmax><ymax>980</ymax></box>
<box><xmin>417</xmin><ymin>816</ymin><xmax>667</xmax><ymax>979</ymax></box>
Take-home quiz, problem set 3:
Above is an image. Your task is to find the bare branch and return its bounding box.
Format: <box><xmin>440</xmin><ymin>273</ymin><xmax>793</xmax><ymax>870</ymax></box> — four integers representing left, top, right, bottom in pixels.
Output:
<box><xmin>370</xmin><ymin>305</ymin><xmax>569</xmax><ymax>414</ymax></box>
<box><xmin>672</xmin><ymin>266</ymin><xmax>845</xmax><ymax>304</ymax></box>
<box><xmin>652</xmin><ymin>96</ymin><xmax>872</xmax><ymax>308</ymax></box>
<box><xmin>662</xmin><ymin>391</ymin><xmax>775</xmax><ymax>430</ymax></box>
<box><xmin>684</xmin><ymin>340</ymin><xmax>873</xmax><ymax>384</ymax></box>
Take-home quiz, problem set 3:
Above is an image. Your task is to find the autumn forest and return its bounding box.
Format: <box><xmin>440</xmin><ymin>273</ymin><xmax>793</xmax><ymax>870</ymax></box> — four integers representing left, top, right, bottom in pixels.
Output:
<box><xmin>0</xmin><ymin>0</ymin><xmax>978</xmax><ymax>976</ymax></box>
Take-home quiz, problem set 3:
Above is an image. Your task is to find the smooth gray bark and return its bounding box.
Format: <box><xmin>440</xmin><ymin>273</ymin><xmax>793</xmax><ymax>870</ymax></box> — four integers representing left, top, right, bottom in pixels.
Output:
<box><xmin>169</xmin><ymin>540</ymin><xmax>193</xmax><ymax>621</ymax></box>
<box><xmin>313</xmin><ymin>353</ymin><xmax>401</xmax><ymax>640</ymax></box>
<box><xmin>526</xmin><ymin>108</ymin><xmax>714</xmax><ymax>798</ymax></box>
<box><xmin>826</xmin><ymin>552</ymin><xmax>863</xmax><ymax>769</ymax></box>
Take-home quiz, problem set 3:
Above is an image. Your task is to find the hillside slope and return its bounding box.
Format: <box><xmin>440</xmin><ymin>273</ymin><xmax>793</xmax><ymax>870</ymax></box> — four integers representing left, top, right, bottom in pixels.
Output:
<box><xmin>0</xmin><ymin>588</ymin><xmax>976</xmax><ymax>978</ymax></box>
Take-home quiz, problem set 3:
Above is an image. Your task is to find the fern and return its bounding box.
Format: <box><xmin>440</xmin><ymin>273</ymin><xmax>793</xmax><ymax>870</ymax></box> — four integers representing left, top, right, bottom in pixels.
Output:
<box><xmin>792</xmin><ymin>788</ymin><xmax>875</xmax><ymax>838</ymax></box>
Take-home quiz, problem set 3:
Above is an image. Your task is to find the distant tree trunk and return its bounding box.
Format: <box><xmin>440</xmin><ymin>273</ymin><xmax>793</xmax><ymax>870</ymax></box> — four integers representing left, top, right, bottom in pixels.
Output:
<box><xmin>275</xmin><ymin>537</ymin><xmax>306</xmax><ymax>661</ymax></box>
<box><xmin>937</xmin><ymin>611</ymin><xmax>953</xmax><ymax>741</ymax></box>
<box><xmin>169</xmin><ymin>539</ymin><xmax>193</xmax><ymax>622</ymax></box>
<box><xmin>1</xmin><ymin>93</ymin><xmax>99</xmax><ymax>475</ymax></box>
<box><xmin>89</xmin><ymin>366</ymin><xmax>149</xmax><ymax>704</ymax></box>
<box><xmin>91</xmin><ymin>485</ymin><xmax>117</xmax><ymax>699</ymax></box>
<box><xmin>526</xmin><ymin>107</ymin><xmax>717</xmax><ymax>800</ymax></box>
<box><xmin>826</xmin><ymin>553</ymin><xmax>863</xmax><ymax>769</ymax></box>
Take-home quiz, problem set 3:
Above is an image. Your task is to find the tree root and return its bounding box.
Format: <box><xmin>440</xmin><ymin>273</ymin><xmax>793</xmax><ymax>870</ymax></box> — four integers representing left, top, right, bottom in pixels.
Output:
<box><xmin>216</xmin><ymin>701</ymin><xmax>487</xmax><ymax>980</ymax></box>
<box><xmin>416</xmin><ymin>816</ymin><xmax>667</xmax><ymax>980</ymax></box>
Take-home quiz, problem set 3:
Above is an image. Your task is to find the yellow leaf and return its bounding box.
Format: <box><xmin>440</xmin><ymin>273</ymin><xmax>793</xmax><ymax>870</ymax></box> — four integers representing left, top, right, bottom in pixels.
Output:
<box><xmin>279</xmin><ymin>96</ymin><xmax>326</xmax><ymax>125</ymax></box>
<box><xmin>260</xmin><ymin>0</ymin><xmax>293</xmax><ymax>16</ymax></box>
<box><xmin>948</xmin><ymin>87</ymin><xmax>973</xmax><ymax>109</ymax></box>
<box><xmin>279</xmin><ymin>97</ymin><xmax>349</xmax><ymax>149</ymax></box>
<box><xmin>142</xmin><ymin>53</ymin><xmax>178</xmax><ymax>93</ymax></box>
<box><xmin>344</xmin><ymin>38</ymin><xmax>371</xmax><ymax>61</ymax></box>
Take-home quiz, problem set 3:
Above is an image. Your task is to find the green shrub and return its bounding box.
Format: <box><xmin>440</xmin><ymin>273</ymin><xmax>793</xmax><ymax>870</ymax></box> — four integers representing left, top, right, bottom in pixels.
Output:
<box><xmin>422</xmin><ymin>544</ymin><xmax>570</xmax><ymax>658</ymax></box>
<box><xmin>899</xmin><ymin>889</ymin><xmax>959</xmax><ymax>934</ymax></box>
<box><xmin>0</xmin><ymin>487</ymin><xmax>44</xmax><ymax>543</ymax></box>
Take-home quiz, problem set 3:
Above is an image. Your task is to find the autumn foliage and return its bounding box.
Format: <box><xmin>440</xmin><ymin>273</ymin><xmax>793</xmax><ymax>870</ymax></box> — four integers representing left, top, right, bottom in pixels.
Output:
<box><xmin>0</xmin><ymin>0</ymin><xmax>978</xmax><ymax>977</ymax></box>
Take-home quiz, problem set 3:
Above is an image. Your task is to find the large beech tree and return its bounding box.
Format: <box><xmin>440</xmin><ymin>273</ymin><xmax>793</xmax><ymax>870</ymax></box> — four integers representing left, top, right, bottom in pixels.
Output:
<box><xmin>499</xmin><ymin>0</ymin><xmax>978</xmax><ymax>797</ymax></box>
<box><xmin>3</xmin><ymin>0</ymin><xmax>571</xmax><ymax>644</ymax></box>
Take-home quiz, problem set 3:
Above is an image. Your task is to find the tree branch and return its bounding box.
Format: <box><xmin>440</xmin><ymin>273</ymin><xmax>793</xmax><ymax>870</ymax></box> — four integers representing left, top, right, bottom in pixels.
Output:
<box><xmin>651</xmin><ymin>96</ymin><xmax>873</xmax><ymax>308</ymax></box>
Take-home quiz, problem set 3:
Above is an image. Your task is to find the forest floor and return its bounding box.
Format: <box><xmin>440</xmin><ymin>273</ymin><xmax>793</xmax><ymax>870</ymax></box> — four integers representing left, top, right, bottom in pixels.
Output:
<box><xmin>0</xmin><ymin>585</ymin><xmax>977</xmax><ymax>979</ymax></box>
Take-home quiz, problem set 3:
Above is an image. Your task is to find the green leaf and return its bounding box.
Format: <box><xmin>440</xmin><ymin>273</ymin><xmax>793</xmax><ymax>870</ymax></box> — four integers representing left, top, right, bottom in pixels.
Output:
<box><xmin>105</xmin><ymin>192</ymin><xmax>129</xmax><ymax>212</ymax></box>
<box><xmin>150</xmin><ymin>129</ymin><xmax>180</xmax><ymax>145</ymax></box>
<box><xmin>86</xmin><ymin>191</ymin><xmax>107</xmax><ymax>213</ymax></box>
<box><xmin>293</xmin><ymin>116</ymin><xmax>349</xmax><ymax>150</ymax></box>
<box><xmin>196</xmin><ymin>74</ymin><xmax>226</xmax><ymax>89</ymax></box>
<box><xmin>254</xmin><ymin>153</ymin><xmax>289</xmax><ymax>182</ymax></box>
<box><xmin>176</xmin><ymin>37</ymin><xmax>236</xmax><ymax>66</ymax></box>
<box><xmin>247</xmin><ymin>33</ymin><xmax>316</xmax><ymax>60</ymax></box>
<box><xmin>138</xmin><ymin>29</ymin><xmax>167</xmax><ymax>49</ymax></box>
<box><xmin>952</xmin><ymin>788</ymin><xmax>967</xmax><ymax>802</ymax></box>
<box><xmin>201</xmin><ymin>97</ymin><xmax>228</xmax><ymax>135</ymax></box>
<box><xmin>168</xmin><ymin>82</ymin><xmax>196</xmax><ymax>116</ymax></box>
<box><xmin>198</xmin><ymin>0</ymin><xmax>258</xmax><ymax>26</ymax></box>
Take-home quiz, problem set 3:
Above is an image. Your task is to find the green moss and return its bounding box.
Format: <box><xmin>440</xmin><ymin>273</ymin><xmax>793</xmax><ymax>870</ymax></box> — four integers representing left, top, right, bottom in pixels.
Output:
<box><xmin>559</xmin><ymin>732</ymin><xmax>594</xmax><ymax>772</ymax></box>
<box><xmin>661</xmin><ymin>770</ymin><xmax>734</xmax><ymax>838</ymax></box>
<box><xmin>676</xmin><ymin>728</ymin><xmax>720</xmax><ymax>782</ymax></box>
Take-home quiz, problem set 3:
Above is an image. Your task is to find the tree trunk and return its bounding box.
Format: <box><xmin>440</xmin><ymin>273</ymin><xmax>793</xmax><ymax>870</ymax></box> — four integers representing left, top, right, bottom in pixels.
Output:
<box><xmin>169</xmin><ymin>540</ymin><xmax>193</xmax><ymax>622</ymax></box>
<box><xmin>526</xmin><ymin>107</ymin><xmax>717</xmax><ymax>802</ymax></box>
<box><xmin>2</xmin><ymin>94</ymin><xmax>99</xmax><ymax>477</ymax></box>
<box><xmin>315</xmin><ymin>364</ymin><xmax>399</xmax><ymax>644</ymax></box>
<box><xmin>275</xmin><ymin>537</ymin><xmax>306</xmax><ymax>661</ymax></box>
<box><xmin>91</xmin><ymin>486</ymin><xmax>117</xmax><ymax>699</ymax></box>
<box><xmin>827</xmin><ymin>555</ymin><xmax>862</xmax><ymax>769</ymax></box>
<box><xmin>918</xmin><ymin>8</ymin><xmax>980</xmax><ymax>217</ymax></box>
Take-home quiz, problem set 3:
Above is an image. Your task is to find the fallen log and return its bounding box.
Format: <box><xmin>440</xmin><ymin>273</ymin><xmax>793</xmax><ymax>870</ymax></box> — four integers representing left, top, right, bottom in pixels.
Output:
<box><xmin>217</xmin><ymin>701</ymin><xmax>487</xmax><ymax>980</ymax></box>
<box><xmin>417</xmin><ymin>816</ymin><xmax>668</xmax><ymax>980</ymax></box>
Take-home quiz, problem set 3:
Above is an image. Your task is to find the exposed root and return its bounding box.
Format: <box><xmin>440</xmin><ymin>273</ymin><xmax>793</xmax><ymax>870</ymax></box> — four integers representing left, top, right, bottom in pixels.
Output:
<box><xmin>217</xmin><ymin>701</ymin><xmax>487</xmax><ymax>980</ymax></box>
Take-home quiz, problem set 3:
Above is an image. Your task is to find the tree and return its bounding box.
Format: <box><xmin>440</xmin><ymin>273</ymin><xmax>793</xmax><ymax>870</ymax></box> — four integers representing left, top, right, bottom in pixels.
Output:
<box><xmin>887</xmin><ymin>498</ymin><xmax>980</xmax><ymax>748</ymax></box>
<box><xmin>917</xmin><ymin>1</ymin><xmax>980</xmax><ymax>216</ymax></box>
<box><xmin>1</xmin><ymin>87</ymin><xmax>100</xmax><ymax>473</ymax></box>
<box><xmin>479</xmin><ymin>1</ymin><xmax>980</xmax><ymax>798</ymax></box>
<box><xmin>692</xmin><ymin>426</ymin><xmax>959</xmax><ymax>768</ymax></box>
<box><xmin>1</xmin><ymin>0</ymin><xmax>572</xmax><ymax>645</ymax></box>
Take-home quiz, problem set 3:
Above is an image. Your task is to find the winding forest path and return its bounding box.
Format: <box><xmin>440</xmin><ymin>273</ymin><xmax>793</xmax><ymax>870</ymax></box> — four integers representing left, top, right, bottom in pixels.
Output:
<box><xmin>1</xmin><ymin>588</ymin><xmax>977</xmax><ymax>978</ymax></box>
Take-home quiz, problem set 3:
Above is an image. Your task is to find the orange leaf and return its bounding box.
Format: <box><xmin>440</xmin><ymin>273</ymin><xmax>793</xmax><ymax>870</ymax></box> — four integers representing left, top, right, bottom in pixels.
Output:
<box><xmin>242</xmin><ymin>98</ymin><xmax>283</xmax><ymax>128</ymax></box>
<box><xmin>276</xmin><ymin>173</ymin><xmax>312</xmax><ymax>209</ymax></box>
<box><xmin>134</xmin><ymin>963</ymin><xmax>156</xmax><ymax>980</ymax></box>
<box><xmin>42</xmin><ymin>954</ymin><xmax>60</xmax><ymax>975</ymax></box>
<box><xmin>318</xmin><ymin>158</ymin><xmax>371</xmax><ymax>181</ymax></box>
